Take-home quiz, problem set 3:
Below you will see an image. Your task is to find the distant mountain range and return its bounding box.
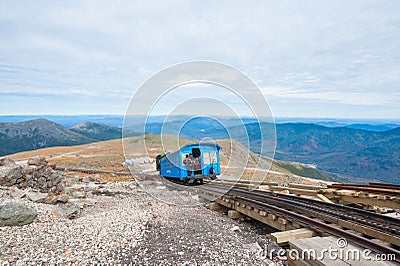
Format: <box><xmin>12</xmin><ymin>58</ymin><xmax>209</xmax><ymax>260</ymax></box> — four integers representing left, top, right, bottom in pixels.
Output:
<box><xmin>1</xmin><ymin>116</ymin><xmax>399</xmax><ymax>184</ymax></box>
<box><xmin>247</xmin><ymin>123</ymin><xmax>400</xmax><ymax>184</ymax></box>
<box><xmin>71</xmin><ymin>122</ymin><xmax>140</xmax><ymax>141</ymax></box>
<box><xmin>0</xmin><ymin>119</ymin><xmax>140</xmax><ymax>156</ymax></box>
<box><xmin>137</xmin><ymin>117</ymin><xmax>400</xmax><ymax>184</ymax></box>
<box><xmin>1</xmin><ymin>115</ymin><xmax>399</xmax><ymax>131</ymax></box>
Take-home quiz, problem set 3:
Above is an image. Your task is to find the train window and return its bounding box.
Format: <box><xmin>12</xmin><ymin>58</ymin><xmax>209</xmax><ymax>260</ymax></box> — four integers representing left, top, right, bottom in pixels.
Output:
<box><xmin>182</xmin><ymin>153</ymin><xmax>190</xmax><ymax>165</ymax></box>
<box><xmin>203</xmin><ymin>152</ymin><xmax>211</xmax><ymax>164</ymax></box>
<box><xmin>192</xmin><ymin>148</ymin><xmax>201</xmax><ymax>158</ymax></box>
<box><xmin>168</xmin><ymin>152</ymin><xmax>179</xmax><ymax>167</ymax></box>
<box><xmin>210</xmin><ymin>151</ymin><xmax>216</xmax><ymax>163</ymax></box>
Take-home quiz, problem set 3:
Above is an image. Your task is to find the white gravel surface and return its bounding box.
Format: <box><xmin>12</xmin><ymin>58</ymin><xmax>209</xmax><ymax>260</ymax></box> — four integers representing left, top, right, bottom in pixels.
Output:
<box><xmin>0</xmin><ymin>182</ymin><xmax>280</xmax><ymax>265</ymax></box>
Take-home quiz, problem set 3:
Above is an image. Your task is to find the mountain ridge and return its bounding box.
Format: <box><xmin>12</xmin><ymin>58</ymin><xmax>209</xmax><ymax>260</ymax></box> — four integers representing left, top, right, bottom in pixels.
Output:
<box><xmin>230</xmin><ymin>122</ymin><xmax>400</xmax><ymax>183</ymax></box>
<box><xmin>0</xmin><ymin>119</ymin><xmax>140</xmax><ymax>156</ymax></box>
<box><xmin>0</xmin><ymin>118</ymin><xmax>94</xmax><ymax>155</ymax></box>
<box><xmin>1</xmin><ymin>118</ymin><xmax>399</xmax><ymax>183</ymax></box>
<box><xmin>71</xmin><ymin>121</ymin><xmax>140</xmax><ymax>141</ymax></box>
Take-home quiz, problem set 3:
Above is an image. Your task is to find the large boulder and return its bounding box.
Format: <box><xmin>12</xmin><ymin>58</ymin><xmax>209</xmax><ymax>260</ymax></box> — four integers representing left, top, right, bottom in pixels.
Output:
<box><xmin>0</xmin><ymin>157</ymin><xmax>24</xmax><ymax>186</ymax></box>
<box><xmin>0</xmin><ymin>202</ymin><xmax>37</xmax><ymax>226</ymax></box>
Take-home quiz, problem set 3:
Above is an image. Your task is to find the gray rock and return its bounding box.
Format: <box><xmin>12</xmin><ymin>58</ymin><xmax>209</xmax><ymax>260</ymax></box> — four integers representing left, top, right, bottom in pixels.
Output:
<box><xmin>10</xmin><ymin>187</ymin><xmax>27</xmax><ymax>199</ymax></box>
<box><xmin>48</xmin><ymin>205</ymin><xmax>66</xmax><ymax>219</ymax></box>
<box><xmin>230</xmin><ymin>225</ymin><xmax>240</xmax><ymax>231</ymax></box>
<box><xmin>49</xmin><ymin>205</ymin><xmax>79</xmax><ymax>219</ymax></box>
<box><xmin>43</xmin><ymin>196</ymin><xmax>58</xmax><ymax>205</ymax></box>
<box><xmin>16</xmin><ymin>162</ymin><xmax>64</xmax><ymax>193</ymax></box>
<box><xmin>50</xmin><ymin>171</ymin><xmax>61</xmax><ymax>181</ymax></box>
<box><xmin>63</xmin><ymin>187</ymin><xmax>73</xmax><ymax>194</ymax></box>
<box><xmin>84</xmin><ymin>184</ymin><xmax>99</xmax><ymax>192</ymax></box>
<box><xmin>64</xmin><ymin>207</ymin><xmax>79</xmax><ymax>219</ymax></box>
<box><xmin>27</xmin><ymin>156</ymin><xmax>47</xmax><ymax>166</ymax></box>
<box><xmin>57</xmin><ymin>194</ymin><xmax>69</xmax><ymax>203</ymax></box>
<box><xmin>36</xmin><ymin>177</ymin><xmax>47</xmax><ymax>190</ymax></box>
<box><xmin>71</xmin><ymin>191</ymin><xmax>86</xmax><ymax>199</ymax></box>
<box><xmin>82</xmin><ymin>176</ymin><xmax>95</xmax><ymax>183</ymax></box>
<box><xmin>23</xmin><ymin>165</ymin><xmax>35</xmax><ymax>174</ymax></box>
<box><xmin>65</xmin><ymin>185</ymin><xmax>84</xmax><ymax>193</ymax></box>
<box><xmin>0</xmin><ymin>164</ymin><xmax>24</xmax><ymax>187</ymax></box>
<box><xmin>73</xmin><ymin>175</ymin><xmax>81</xmax><ymax>182</ymax></box>
<box><xmin>0</xmin><ymin>202</ymin><xmax>37</xmax><ymax>226</ymax></box>
<box><xmin>0</xmin><ymin>157</ymin><xmax>16</xmax><ymax>167</ymax></box>
<box><xmin>56</xmin><ymin>182</ymin><xmax>64</xmax><ymax>192</ymax></box>
<box><xmin>243</xmin><ymin>242</ymin><xmax>262</xmax><ymax>254</ymax></box>
<box><xmin>26</xmin><ymin>191</ymin><xmax>48</xmax><ymax>203</ymax></box>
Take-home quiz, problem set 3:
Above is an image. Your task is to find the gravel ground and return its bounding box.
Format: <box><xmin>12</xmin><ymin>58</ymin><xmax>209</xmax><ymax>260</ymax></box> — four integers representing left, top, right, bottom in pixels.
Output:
<box><xmin>0</xmin><ymin>182</ymin><xmax>281</xmax><ymax>265</ymax></box>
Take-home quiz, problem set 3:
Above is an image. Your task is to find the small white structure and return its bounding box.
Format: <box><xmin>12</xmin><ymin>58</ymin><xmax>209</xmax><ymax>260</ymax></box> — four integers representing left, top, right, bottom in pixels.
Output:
<box><xmin>123</xmin><ymin>157</ymin><xmax>154</xmax><ymax>166</ymax></box>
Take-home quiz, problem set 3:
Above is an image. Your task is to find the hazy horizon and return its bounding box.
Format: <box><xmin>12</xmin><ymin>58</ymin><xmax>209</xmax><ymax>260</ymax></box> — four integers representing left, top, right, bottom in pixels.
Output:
<box><xmin>1</xmin><ymin>114</ymin><xmax>400</xmax><ymax>123</ymax></box>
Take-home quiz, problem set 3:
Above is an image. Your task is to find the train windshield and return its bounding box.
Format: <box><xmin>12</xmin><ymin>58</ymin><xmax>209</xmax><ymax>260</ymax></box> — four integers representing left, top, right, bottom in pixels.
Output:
<box><xmin>182</xmin><ymin>151</ymin><xmax>216</xmax><ymax>168</ymax></box>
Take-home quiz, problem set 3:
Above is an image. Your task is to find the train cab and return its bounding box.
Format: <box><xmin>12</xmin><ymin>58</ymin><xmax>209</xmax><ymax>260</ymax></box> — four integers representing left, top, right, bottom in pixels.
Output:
<box><xmin>157</xmin><ymin>143</ymin><xmax>221</xmax><ymax>184</ymax></box>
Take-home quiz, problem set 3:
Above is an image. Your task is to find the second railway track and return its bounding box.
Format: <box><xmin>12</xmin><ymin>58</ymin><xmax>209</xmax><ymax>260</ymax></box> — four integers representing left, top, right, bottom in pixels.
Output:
<box><xmin>199</xmin><ymin>183</ymin><xmax>400</xmax><ymax>263</ymax></box>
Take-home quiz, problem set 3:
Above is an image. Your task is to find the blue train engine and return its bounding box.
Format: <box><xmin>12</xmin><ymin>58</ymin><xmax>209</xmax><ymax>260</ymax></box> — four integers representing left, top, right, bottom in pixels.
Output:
<box><xmin>156</xmin><ymin>143</ymin><xmax>221</xmax><ymax>184</ymax></box>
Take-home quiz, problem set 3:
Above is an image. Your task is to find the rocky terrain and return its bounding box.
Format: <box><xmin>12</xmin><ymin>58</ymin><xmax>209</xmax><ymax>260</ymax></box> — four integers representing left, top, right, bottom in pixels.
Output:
<box><xmin>8</xmin><ymin>135</ymin><xmax>329</xmax><ymax>186</ymax></box>
<box><xmin>0</xmin><ymin>156</ymin><xmax>64</xmax><ymax>193</ymax></box>
<box><xmin>0</xmin><ymin>153</ymin><xmax>284</xmax><ymax>265</ymax></box>
<box><xmin>0</xmin><ymin>135</ymin><xmax>334</xmax><ymax>265</ymax></box>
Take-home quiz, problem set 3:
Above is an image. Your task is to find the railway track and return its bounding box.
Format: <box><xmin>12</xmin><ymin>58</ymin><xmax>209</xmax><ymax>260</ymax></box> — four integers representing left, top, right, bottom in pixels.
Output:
<box><xmin>55</xmin><ymin>166</ymin><xmax>132</xmax><ymax>176</ymax></box>
<box><xmin>211</xmin><ymin>184</ymin><xmax>400</xmax><ymax>237</ymax></box>
<box><xmin>239</xmin><ymin>189</ymin><xmax>400</xmax><ymax>235</ymax></box>
<box><xmin>328</xmin><ymin>183</ymin><xmax>400</xmax><ymax>197</ymax></box>
<box><xmin>369</xmin><ymin>183</ymin><xmax>400</xmax><ymax>190</ymax></box>
<box><xmin>200</xmin><ymin>183</ymin><xmax>400</xmax><ymax>262</ymax></box>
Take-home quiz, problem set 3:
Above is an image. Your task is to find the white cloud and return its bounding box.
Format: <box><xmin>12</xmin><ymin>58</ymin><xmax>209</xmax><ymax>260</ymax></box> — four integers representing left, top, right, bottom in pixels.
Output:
<box><xmin>261</xmin><ymin>86</ymin><xmax>393</xmax><ymax>106</ymax></box>
<box><xmin>0</xmin><ymin>0</ymin><xmax>399</xmax><ymax>117</ymax></box>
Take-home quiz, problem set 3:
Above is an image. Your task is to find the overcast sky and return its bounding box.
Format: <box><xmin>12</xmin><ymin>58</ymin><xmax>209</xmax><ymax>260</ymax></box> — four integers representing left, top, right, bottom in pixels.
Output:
<box><xmin>0</xmin><ymin>0</ymin><xmax>399</xmax><ymax>118</ymax></box>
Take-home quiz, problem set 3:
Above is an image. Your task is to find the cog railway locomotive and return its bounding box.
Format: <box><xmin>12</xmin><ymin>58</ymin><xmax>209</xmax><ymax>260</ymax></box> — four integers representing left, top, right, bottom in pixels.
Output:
<box><xmin>156</xmin><ymin>143</ymin><xmax>221</xmax><ymax>184</ymax></box>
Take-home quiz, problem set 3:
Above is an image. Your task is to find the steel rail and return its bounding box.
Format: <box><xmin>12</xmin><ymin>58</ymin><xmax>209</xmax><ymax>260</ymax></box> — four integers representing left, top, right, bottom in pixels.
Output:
<box><xmin>328</xmin><ymin>184</ymin><xmax>400</xmax><ymax>197</ymax></box>
<box><xmin>199</xmin><ymin>184</ymin><xmax>400</xmax><ymax>262</ymax></box>
<box><xmin>235</xmin><ymin>195</ymin><xmax>400</xmax><ymax>263</ymax></box>
<box><xmin>209</xmin><ymin>183</ymin><xmax>400</xmax><ymax>233</ymax></box>
<box><xmin>368</xmin><ymin>183</ymin><xmax>400</xmax><ymax>190</ymax></box>
<box><xmin>233</xmin><ymin>186</ymin><xmax>400</xmax><ymax>233</ymax></box>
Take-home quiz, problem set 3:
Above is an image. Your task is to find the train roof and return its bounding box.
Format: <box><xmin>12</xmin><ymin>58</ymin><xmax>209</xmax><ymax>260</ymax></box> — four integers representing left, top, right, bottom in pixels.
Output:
<box><xmin>181</xmin><ymin>143</ymin><xmax>221</xmax><ymax>150</ymax></box>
